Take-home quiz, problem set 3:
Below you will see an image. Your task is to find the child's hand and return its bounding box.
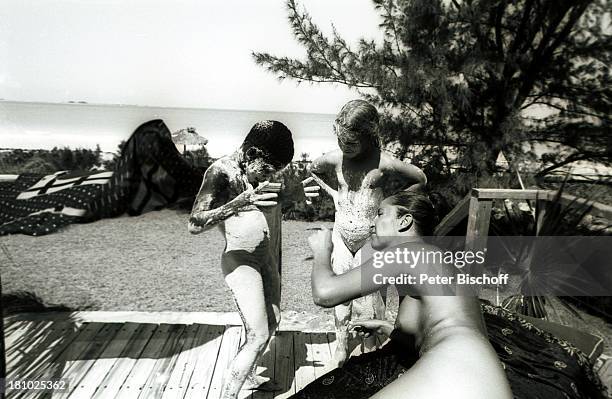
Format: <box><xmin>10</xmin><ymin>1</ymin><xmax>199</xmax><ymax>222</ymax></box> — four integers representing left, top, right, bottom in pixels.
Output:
<box><xmin>301</xmin><ymin>176</ymin><xmax>321</xmax><ymax>205</ymax></box>
<box><xmin>349</xmin><ymin>319</ymin><xmax>394</xmax><ymax>338</ymax></box>
<box><xmin>235</xmin><ymin>181</ymin><xmax>278</xmax><ymax>207</ymax></box>
<box><xmin>306</xmin><ymin>173</ymin><xmax>338</xmax><ymax>203</ymax></box>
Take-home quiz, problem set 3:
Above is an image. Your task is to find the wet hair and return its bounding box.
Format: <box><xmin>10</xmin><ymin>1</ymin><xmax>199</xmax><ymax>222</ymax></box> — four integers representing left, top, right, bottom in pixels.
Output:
<box><xmin>387</xmin><ymin>191</ymin><xmax>439</xmax><ymax>236</ymax></box>
<box><xmin>334</xmin><ymin>99</ymin><xmax>380</xmax><ymax>148</ymax></box>
<box><xmin>240</xmin><ymin>120</ymin><xmax>294</xmax><ymax>169</ymax></box>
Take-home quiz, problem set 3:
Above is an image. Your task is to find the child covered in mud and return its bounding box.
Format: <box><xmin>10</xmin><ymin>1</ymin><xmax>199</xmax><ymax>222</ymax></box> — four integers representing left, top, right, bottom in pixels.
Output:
<box><xmin>305</xmin><ymin>100</ymin><xmax>426</xmax><ymax>366</ymax></box>
<box><xmin>189</xmin><ymin>120</ymin><xmax>317</xmax><ymax>398</ymax></box>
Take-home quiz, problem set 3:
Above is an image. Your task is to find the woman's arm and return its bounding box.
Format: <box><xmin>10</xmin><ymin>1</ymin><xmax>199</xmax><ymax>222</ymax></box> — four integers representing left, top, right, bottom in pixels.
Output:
<box><xmin>188</xmin><ymin>167</ymin><xmax>276</xmax><ymax>234</ymax></box>
<box><xmin>386</xmin><ymin>157</ymin><xmax>427</xmax><ymax>193</ymax></box>
<box><xmin>308</xmin><ymin>152</ymin><xmax>339</xmax><ymax>202</ymax></box>
<box><xmin>308</xmin><ymin>228</ymin><xmax>405</xmax><ymax>307</ymax></box>
<box><xmin>309</xmin><ymin>229</ymin><xmax>454</xmax><ymax>307</ymax></box>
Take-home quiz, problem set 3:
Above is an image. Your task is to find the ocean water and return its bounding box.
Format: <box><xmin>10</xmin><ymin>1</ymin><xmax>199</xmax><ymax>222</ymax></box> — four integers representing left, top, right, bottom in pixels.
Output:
<box><xmin>0</xmin><ymin>101</ymin><xmax>339</xmax><ymax>159</ymax></box>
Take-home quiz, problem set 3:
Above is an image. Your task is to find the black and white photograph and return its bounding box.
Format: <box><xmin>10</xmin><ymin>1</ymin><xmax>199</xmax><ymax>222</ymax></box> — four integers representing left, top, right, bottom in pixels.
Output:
<box><xmin>0</xmin><ymin>0</ymin><xmax>611</xmax><ymax>398</ymax></box>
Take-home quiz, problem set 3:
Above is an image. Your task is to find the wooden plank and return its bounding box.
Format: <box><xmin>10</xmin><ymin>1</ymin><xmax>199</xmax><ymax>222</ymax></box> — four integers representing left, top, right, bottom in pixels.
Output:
<box><xmin>54</xmin><ymin>323</ymin><xmax>123</xmax><ymax>398</ymax></box>
<box><xmin>465</xmin><ymin>196</ymin><xmax>493</xmax><ymax>253</ymax></box>
<box><xmin>6</xmin><ymin>320</ymin><xmax>54</xmax><ymax>373</ymax></box>
<box><xmin>11</xmin><ymin>326</ymin><xmax>86</xmax><ymax>399</ymax></box>
<box><xmin>9</xmin><ymin>321</ymin><xmax>91</xmax><ymax>382</ymax></box>
<box><xmin>292</xmin><ymin>331</ymin><xmax>315</xmax><ymax>393</ymax></box>
<box><xmin>434</xmin><ymin>193</ymin><xmax>470</xmax><ymax>236</ymax></box>
<box><xmin>67</xmin><ymin>322</ymin><xmax>140</xmax><ymax>399</ymax></box>
<box><xmin>158</xmin><ymin>324</ymin><xmax>201</xmax><ymax>399</ymax></box>
<box><xmin>464</xmin><ymin>195</ymin><xmax>493</xmax><ymax>296</ymax></box>
<box><xmin>91</xmin><ymin>323</ymin><xmax>157</xmax><ymax>399</ymax></box>
<box><xmin>8</xmin><ymin>311</ymin><xmax>242</xmax><ymax>326</ymax></box>
<box><xmin>114</xmin><ymin>324</ymin><xmax>176</xmax><ymax>399</ymax></box>
<box><xmin>273</xmin><ymin>331</ymin><xmax>295</xmax><ymax>399</ymax></box>
<box><xmin>473</xmin><ymin>188</ymin><xmax>542</xmax><ymax>200</ymax></box>
<box><xmin>137</xmin><ymin>324</ymin><xmax>187</xmax><ymax>398</ymax></box>
<box><xmin>3</xmin><ymin>319</ymin><xmax>36</xmax><ymax>342</ymax></box>
<box><xmin>12</xmin><ymin>323</ymin><xmax>105</xmax><ymax>399</ymax></box>
<box><xmin>309</xmin><ymin>332</ymin><xmax>333</xmax><ymax>378</ymax></box>
<box><xmin>182</xmin><ymin>324</ymin><xmax>224</xmax><ymax>399</ymax></box>
<box><xmin>5</xmin><ymin>311</ymin><xmax>328</xmax><ymax>332</ymax></box>
<box><xmin>205</xmin><ymin>326</ymin><xmax>242</xmax><ymax>399</ymax></box>
<box><xmin>4</xmin><ymin>320</ymin><xmax>47</xmax><ymax>363</ymax></box>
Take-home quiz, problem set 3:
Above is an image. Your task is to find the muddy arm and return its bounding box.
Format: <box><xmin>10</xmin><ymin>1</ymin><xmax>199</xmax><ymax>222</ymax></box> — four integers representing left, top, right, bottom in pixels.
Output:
<box><xmin>188</xmin><ymin>168</ymin><xmax>236</xmax><ymax>234</ymax></box>
<box><xmin>188</xmin><ymin>168</ymin><xmax>277</xmax><ymax>234</ymax></box>
<box><xmin>306</xmin><ymin>153</ymin><xmax>338</xmax><ymax>202</ymax></box>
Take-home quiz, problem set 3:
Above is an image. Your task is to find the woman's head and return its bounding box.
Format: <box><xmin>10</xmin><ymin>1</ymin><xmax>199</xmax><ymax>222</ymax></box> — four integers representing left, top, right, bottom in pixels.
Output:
<box><xmin>334</xmin><ymin>100</ymin><xmax>379</xmax><ymax>158</ymax></box>
<box><xmin>371</xmin><ymin>191</ymin><xmax>438</xmax><ymax>249</ymax></box>
<box><xmin>240</xmin><ymin>120</ymin><xmax>294</xmax><ymax>183</ymax></box>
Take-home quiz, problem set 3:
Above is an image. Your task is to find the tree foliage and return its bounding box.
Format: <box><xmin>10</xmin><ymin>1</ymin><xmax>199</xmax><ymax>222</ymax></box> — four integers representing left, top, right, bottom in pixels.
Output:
<box><xmin>0</xmin><ymin>147</ymin><xmax>102</xmax><ymax>174</ymax></box>
<box><xmin>254</xmin><ymin>0</ymin><xmax>611</xmax><ymax>181</ymax></box>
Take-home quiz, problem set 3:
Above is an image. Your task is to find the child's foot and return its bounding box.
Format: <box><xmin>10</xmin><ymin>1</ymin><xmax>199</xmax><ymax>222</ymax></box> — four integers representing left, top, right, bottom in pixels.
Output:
<box><xmin>242</xmin><ymin>375</ymin><xmax>281</xmax><ymax>391</ymax></box>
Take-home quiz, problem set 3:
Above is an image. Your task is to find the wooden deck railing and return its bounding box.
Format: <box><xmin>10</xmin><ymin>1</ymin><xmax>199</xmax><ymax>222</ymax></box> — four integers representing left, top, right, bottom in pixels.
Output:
<box><xmin>434</xmin><ymin>188</ymin><xmax>612</xmax><ymax>253</ymax></box>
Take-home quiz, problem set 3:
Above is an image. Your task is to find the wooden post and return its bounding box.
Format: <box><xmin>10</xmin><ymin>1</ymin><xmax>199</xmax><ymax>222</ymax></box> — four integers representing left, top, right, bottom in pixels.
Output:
<box><xmin>434</xmin><ymin>193</ymin><xmax>471</xmax><ymax>236</ymax></box>
<box><xmin>465</xmin><ymin>190</ymin><xmax>493</xmax><ymax>253</ymax></box>
<box><xmin>463</xmin><ymin>190</ymin><xmax>493</xmax><ymax>296</ymax></box>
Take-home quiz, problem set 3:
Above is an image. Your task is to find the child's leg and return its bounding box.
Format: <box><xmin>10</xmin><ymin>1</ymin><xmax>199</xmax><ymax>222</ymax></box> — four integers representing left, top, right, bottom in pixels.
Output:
<box><xmin>244</xmin><ymin>261</ymin><xmax>282</xmax><ymax>390</ymax></box>
<box><xmin>351</xmin><ymin>248</ymin><xmax>386</xmax><ymax>351</ymax></box>
<box><xmin>331</xmin><ymin>228</ymin><xmax>354</xmax><ymax>367</ymax></box>
<box><xmin>221</xmin><ymin>265</ymin><xmax>273</xmax><ymax>399</ymax></box>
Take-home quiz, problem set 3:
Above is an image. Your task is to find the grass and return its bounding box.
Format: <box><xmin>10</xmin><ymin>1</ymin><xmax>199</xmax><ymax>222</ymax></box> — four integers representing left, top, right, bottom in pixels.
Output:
<box><xmin>0</xmin><ymin>211</ymin><xmax>341</xmax><ymax>330</ymax></box>
<box><xmin>0</xmin><ymin>210</ymin><xmax>333</xmax><ymax>312</ymax></box>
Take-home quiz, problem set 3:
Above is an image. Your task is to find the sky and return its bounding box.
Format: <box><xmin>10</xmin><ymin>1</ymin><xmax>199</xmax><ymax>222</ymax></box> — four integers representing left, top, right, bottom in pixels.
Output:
<box><xmin>0</xmin><ymin>0</ymin><xmax>383</xmax><ymax>114</ymax></box>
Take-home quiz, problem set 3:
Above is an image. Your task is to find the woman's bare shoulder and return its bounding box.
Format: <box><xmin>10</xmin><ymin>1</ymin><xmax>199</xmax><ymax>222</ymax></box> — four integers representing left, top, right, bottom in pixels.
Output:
<box><xmin>379</xmin><ymin>151</ymin><xmax>409</xmax><ymax>169</ymax></box>
<box><xmin>312</xmin><ymin>150</ymin><xmax>342</xmax><ymax>171</ymax></box>
<box><xmin>203</xmin><ymin>157</ymin><xmax>243</xmax><ymax>188</ymax></box>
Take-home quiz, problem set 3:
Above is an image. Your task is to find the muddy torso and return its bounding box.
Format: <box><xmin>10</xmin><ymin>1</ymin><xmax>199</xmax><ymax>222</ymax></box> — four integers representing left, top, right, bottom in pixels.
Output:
<box><xmin>333</xmin><ymin>153</ymin><xmax>402</xmax><ymax>253</ymax></box>
<box><xmin>210</xmin><ymin>157</ymin><xmax>281</xmax><ymax>269</ymax></box>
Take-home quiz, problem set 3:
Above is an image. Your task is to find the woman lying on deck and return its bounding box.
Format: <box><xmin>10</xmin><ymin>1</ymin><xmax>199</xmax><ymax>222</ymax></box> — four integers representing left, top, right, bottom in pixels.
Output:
<box><xmin>293</xmin><ymin>191</ymin><xmax>607</xmax><ymax>399</ymax></box>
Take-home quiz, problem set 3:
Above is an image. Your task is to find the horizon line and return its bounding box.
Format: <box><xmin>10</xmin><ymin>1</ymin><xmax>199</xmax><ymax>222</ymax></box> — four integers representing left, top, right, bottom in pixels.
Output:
<box><xmin>0</xmin><ymin>99</ymin><xmax>338</xmax><ymax>117</ymax></box>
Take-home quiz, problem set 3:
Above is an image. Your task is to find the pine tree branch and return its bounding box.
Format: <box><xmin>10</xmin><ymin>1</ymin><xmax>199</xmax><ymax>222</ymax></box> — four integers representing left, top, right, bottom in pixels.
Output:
<box><xmin>524</xmin><ymin>101</ymin><xmax>611</xmax><ymax>122</ymax></box>
<box><xmin>287</xmin><ymin>0</ymin><xmax>345</xmax><ymax>80</ymax></box>
<box><xmin>535</xmin><ymin>151</ymin><xmax>609</xmax><ymax>177</ymax></box>
<box><xmin>380</xmin><ymin>0</ymin><xmax>404</xmax><ymax>57</ymax></box>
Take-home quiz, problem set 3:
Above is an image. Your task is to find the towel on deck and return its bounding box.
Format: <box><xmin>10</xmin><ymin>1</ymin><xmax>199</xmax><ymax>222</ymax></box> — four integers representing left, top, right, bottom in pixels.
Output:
<box><xmin>0</xmin><ymin>119</ymin><xmax>203</xmax><ymax>236</ymax></box>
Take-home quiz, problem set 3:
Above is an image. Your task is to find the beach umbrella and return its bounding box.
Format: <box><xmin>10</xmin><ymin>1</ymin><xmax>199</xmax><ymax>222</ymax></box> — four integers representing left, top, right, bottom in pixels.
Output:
<box><xmin>172</xmin><ymin>127</ymin><xmax>208</xmax><ymax>153</ymax></box>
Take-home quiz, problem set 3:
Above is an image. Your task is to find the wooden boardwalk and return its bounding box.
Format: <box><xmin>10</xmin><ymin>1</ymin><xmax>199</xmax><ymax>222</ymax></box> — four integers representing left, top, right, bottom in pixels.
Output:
<box><xmin>4</xmin><ymin>312</ymin><xmax>379</xmax><ymax>399</ymax></box>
